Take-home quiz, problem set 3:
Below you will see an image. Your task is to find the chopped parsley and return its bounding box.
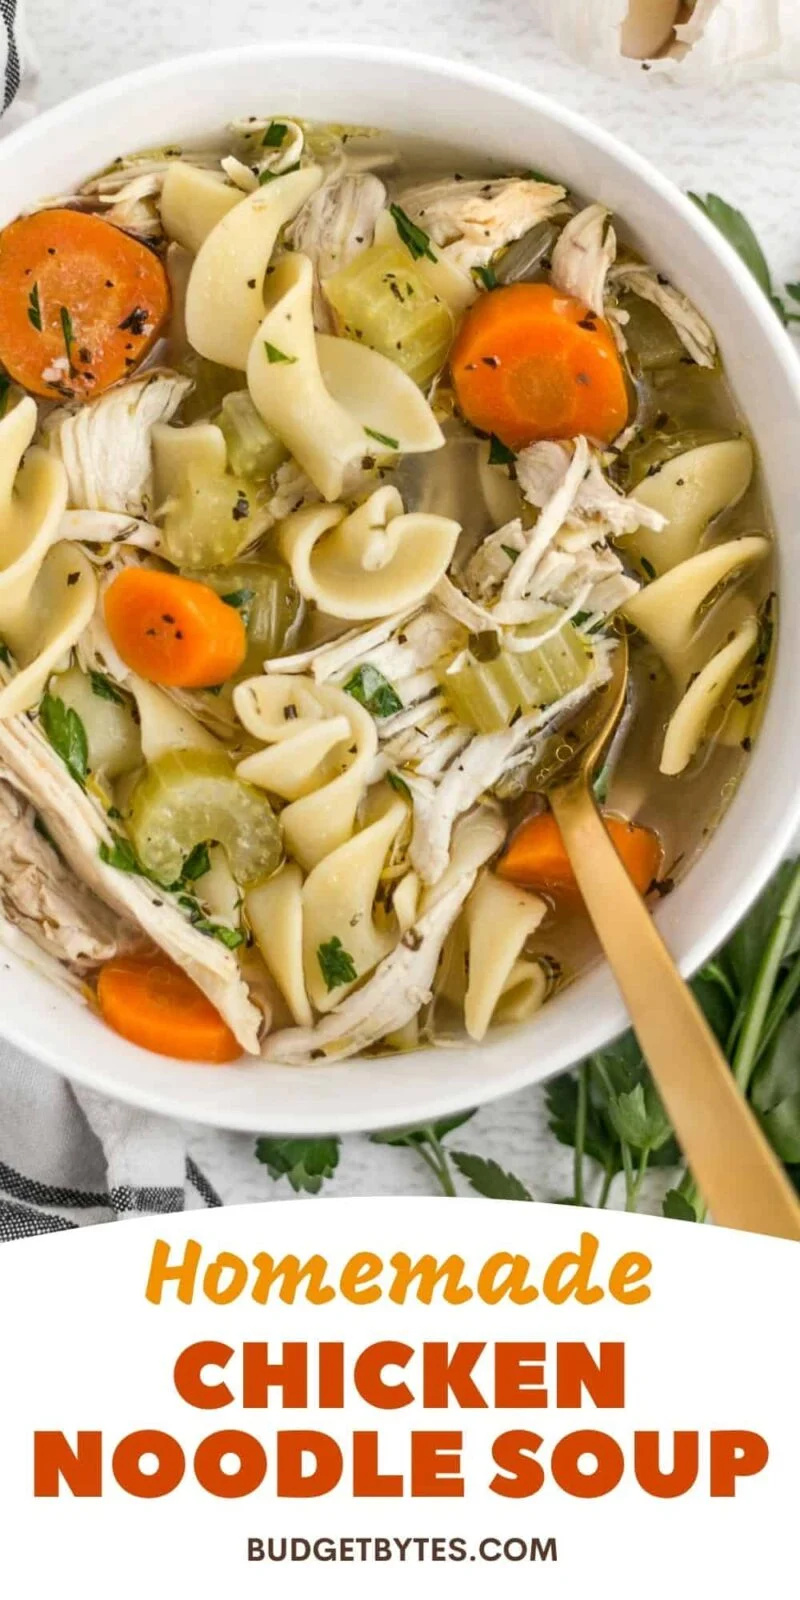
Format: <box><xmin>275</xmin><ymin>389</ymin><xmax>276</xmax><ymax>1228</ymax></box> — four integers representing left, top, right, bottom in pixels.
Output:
<box><xmin>364</xmin><ymin>426</ymin><xmax>399</xmax><ymax>451</ymax></box>
<box><xmin>60</xmin><ymin>305</ymin><xmax>76</xmax><ymax>372</ymax></box>
<box><xmin>264</xmin><ymin>340</ymin><xmax>297</xmax><ymax>364</ymax></box>
<box><xmin>28</xmin><ymin>282</ymin><xmax>42</xmax><ymax>332</ymax></box>
<box><xmin>181</xmin><ymin>842</ymin><xmax>212</xmax><ymax>882</ymax></box>
<box><xmin>259</xmin><ymin>160</ymin><xmax>300</xmax><ymax>185</ymax></box>
<box><xmin>344</xmin><ymin>663</ymin><xmax>403</xmax><ymax>719</ymax></box>
<box><xmin>387</xmin><ymin>770</ymin><xmax>412</xmax><ymax>801</ymax></box>
<box><xmin>472</xmin><ymin>263</ymin><xmax>498</xmax><ymax>291</ymax></box>
<box><xmin>39</xmin><ymin>693</ymin><xmax>88</xmax><ymax>788</ymax></box>
<box><xmin>99</xmin><ymin>833</ymin><xmax>143</xmax><ymax>875</ymax></box>
<box><xmin>317</xmin><ymin>936</ymin><xmax>358</xmax><ymax>992</ymax></box>
<box><xmin>501</xmin><ymin>544</ymin><xmax>519</xmax><ymax>563</ymax></box>
<box><xmin>488</xmin><ymin>434</ymin><xmax>517</xmax><ymax>467</ymax></box>
<box><xmin>640</xmin><ymin>556</ymin><xmax>657</xmax><ymax>582</ymax></box>
<box><xmin>0</xmin><ymin>641</ymin><xmax>11</xmax><ymax>668</ymax></box>
<box><xmin>262</xmin><ymin>121</ymin><xmax>288</xmax><ymax>148</ymax></box>
<box><xmin>0</xmin><ymin>375</ymin><xmax>10</xmax><ymax>419</ymax></box>
<box><xmin>389</xmin><ymin>203</ymin><xmax>436</xmax><ymax>263</ymax></box>
<box><xmin>89</xmin><ymin>669</ymin><xmax>125</xmax><ymax>705</ymax></box>
<box><xmin>194</xmin><ymin>921</ymin><xmax>245</xmax><ymax>950</ymax></box>
<box><xmin>221</xmin><ymin>587</ymin><xmax>256</xmax><ymax>624</ymax></box>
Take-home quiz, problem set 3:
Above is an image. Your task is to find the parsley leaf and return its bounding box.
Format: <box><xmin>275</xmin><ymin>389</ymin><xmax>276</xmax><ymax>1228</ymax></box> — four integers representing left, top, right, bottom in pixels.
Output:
<box><xmin>264</xmin><ymin>341</ymin><xmax>297</xmax><ymax>364</ymax></box>
<box><xmin>344</xmin><ymin>662</ymin><xmax>403</xmax><ymax>719</ymax></box>
<box><xmin>181</xmin><ymin>842</ymin><xmax>212</xmax><ymax>881</ymax></box>
<box><xmin>364</xmin><ymin>426</ymin><xmax>400</xmax><ymax>451</ymax></box>
<box><xmin>389</xmin><ymin>203</ymin><xmax>436</xmax><ymax>263</ymax></box>
<box><xmin>387</xmin><ymin>770</ymin><xmax>412</xmax><ymax>801</ymax></box>
<box><xmin>451</xmin><ymin>1151</ymin><xmax>533</xmax><ymax>1201</ymax></box>
<box><xmin>262</xmin><ymin>121</ymin><xmax>288</xmax><ymax>148</ymax></box>
<box><xmin>255</xmin><ymin>1136</ymin><xmax>340</xmax><ymax>1194</ymax></box>
<box><xmin>0</xmin><ymin>641</ymin><xmax>12</xmax><ymax>668</ymax></box>
<box><xmin>28</xmin><ymin>282</ymin><xmax>42</xmax><ymax>332</ymax></box>
<box><xmin>39</xmin><ymin>693</ymin><xmax>88</xmax><ymax>788</ymax></box>
<box><xmin>221</xmin><ymin>587</ymin><xmax>256</xmax><ymax>615</ymax></box>
<box><xmin>472</xmin><ymin>263</ymin><xmax>497</xmax><ymax>291</ymax></box>
<box><xmin>60</xmin><ymin>305</ymin><xmax>76</xmax><ymax>372</ymax></box>
<box><xmin>662</xmin><ymin>1189</ymin><xmax>699</xmax><ymax>1222</ymax></box>
<box><xmin>640</xmin><ymin>556</ymin><xmax>657</xmax><ymax>582</ymax></box>
<box><xmin>501</xmin><ymin>544</ymin><xmax>519</xmax><ymax>563</ymax></box>
<box><xmin>689</xmin><ymin>192</ymin><xmax>796</xmax><ymax>323</ymax></box>
<box><xmin>99</xmin><ymin>833</ymin><xmax>144</xmax><ymax>874</ymax></box>
<box><xmin>317</xmin><ymin>936</ymin><xmax>358</xmax><ymax>992</ymax></box>
<box><xmin>488</xmin><ymin>434</ymin><xmax>517</xmax><ymax>467</ymax></box>
<box><xmin>89</xmin><ymin>669</ymin><xmax>125</xmax><ymax>705</ymax></box>
<box><xmin>0</xmin><ymin>375</ymin><xmax>10</xmax><ymax>419</ymax></box>
<box><xmin>258</xmin><ymin>160</ymin><xmax>300</xmax><ymax>185</ymax></box>
<box><xmin>370</xmin><ymin>1111</ymin><xmax>477</xmax><ymax>1148</ymax></box>
<box><xmin>194</xmin><ymin>920</ymin><xmax>245</xmax><ymax>950</ymax></box>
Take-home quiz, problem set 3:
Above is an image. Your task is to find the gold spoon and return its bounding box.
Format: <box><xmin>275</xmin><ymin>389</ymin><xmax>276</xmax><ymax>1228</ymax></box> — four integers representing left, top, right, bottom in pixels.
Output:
<box><xmin>543</xmin><ymin>629</ymin><xmax>800</xmax><ymax>1241</ymax></box>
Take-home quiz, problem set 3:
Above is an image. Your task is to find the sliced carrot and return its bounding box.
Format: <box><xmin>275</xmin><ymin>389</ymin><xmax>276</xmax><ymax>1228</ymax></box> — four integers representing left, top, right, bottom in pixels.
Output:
<box><xmin>98</xmin><ymin>952</ymin><xmax>241</xmax><ymax>1062</ymax></box>
<box><xmin>104</xmin><ymin>568</ymin><xmax>247</xmax><ymax>688</ymax></box>
<box><xmin>0</xmin><ymin>209</ymin><xmax>169</xmax><ymax>400</ymax></box>
<box><xmin>498</xmin><ymin>810</ymin><xmax>663</xmax><ymax>899</ymax></box>
<box><xmin>451</xmin><ymin>282</ymin><xmax>629</xmax><ymax>448</ymax></box>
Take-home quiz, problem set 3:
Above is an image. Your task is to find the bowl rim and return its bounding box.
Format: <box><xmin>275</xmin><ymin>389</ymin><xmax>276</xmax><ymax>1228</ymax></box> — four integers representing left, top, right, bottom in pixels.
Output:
<box><xmin>2</xmin><ymin>40</ymin><xmax>800</xmax><ymax>1133</ymax></box>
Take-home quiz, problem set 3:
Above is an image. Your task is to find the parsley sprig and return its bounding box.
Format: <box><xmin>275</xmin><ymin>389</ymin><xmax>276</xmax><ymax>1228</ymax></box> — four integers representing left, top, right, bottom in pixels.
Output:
<box><xmin>689</xmin><ymin>191</ymin><xmax>800</xmax><ymax>326</ymax></box>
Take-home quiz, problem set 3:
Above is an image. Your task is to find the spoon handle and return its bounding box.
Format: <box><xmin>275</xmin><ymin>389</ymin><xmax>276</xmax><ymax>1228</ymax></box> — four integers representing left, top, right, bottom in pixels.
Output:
<box><xmin>549</xmin><ymin>781</ymin><xmax>800</xmax><ymax>1240</ymax></box>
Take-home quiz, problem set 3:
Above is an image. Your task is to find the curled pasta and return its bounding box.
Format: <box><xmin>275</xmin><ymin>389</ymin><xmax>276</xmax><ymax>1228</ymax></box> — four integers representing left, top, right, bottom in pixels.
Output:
<box><xmin>302</xmin><ymin>788</ymin><xmax>407</xmax><ymax>1013</ymax></box>
<box><xmin>160</xmin><ymin>163</ymin><xmax>243</xmax><ymax>254</ymax></box>
<box><xmin>278</xmin><ymin>486</ymin><xmax>460</xmax><ymax>619</ymax></box>
<box><xmin>0</xmin><ymin>543</ymin><xmax>97</xmax><ymax>719</ymax></box>
<box><xmin>623</xmin><ymin>535</ymin><xmax>769</xmax><ymax>678</ymax></box>
<box><xmin>233</xmin><ymin>674</ymin><xmax>377</xmax><ymax>870</ymax></box>
<box><xmin>185</xmin><ymin>165</ymin><xmax>323</xmax><ymax>370</ymax></box>
<box><xmin>247</xmin><ymin>862</ymin><xmax>313</xmax><ymax>1028</ymax></box>
<box><xmin>0</xmin><ymin>397</ymin><xmax>68</xmax><ymax>634</ymax></box>
<box><xmin>247</xmin><ymin>252</ymin><xmax>444</xmax><ymax>502</ymax></box>
<box><xmin>661</xmin><ymin>615</ymin><xmax>759</xmax><ymax>777</ymax></box>
<box><xmin>463</xmin><ymin>873</ymin><xmax>547</xmax><ymax>1041</ymax></box>
<box><xmin>625</xmin><ymin>438</ymin><xmax>754</xmax><ymax>576</ymax></box>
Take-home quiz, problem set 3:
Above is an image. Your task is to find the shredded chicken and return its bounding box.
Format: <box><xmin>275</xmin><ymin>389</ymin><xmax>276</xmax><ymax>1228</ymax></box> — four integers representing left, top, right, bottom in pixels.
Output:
<box><xmin>550</xmin><ymin>204</ymin><xmax>617</xmax><ymax>316</ymax></box>
<box><xmin>0</xmin><ymin>775</ymin><xmax>132</xmax><ymax>970</ymax></box>
<box><xmin>397</xmin><ymin>176</ymin><xmax>568</xmax><ymax>273</ymax></box>
<box><xmin>0</xmin><ymin>717</ymin><xmax>263</xmax><ymax>1053</ymax></box>
<box><xmin>44</xmin><ymin>371</ymin><xmax>192</xmax><ymax>518</ymax></box>
<box><xmin>608</xmin><ymin>262</ymin><xmax>717</xmax><ymax>367</ymax></box>
<box><xmin>263</xmin><ymin>809</ymin><xmax>506</xmax><ymax>1063</ymax></box>
<box><xmin>516</xmin><ymin>440</ymin><xmax>666</xmax><ymax>535</ymax></box>
<box><xmin>287</xmin><ymin>173</ymin><xmax>387</xmax><ymax>328</ymax></box>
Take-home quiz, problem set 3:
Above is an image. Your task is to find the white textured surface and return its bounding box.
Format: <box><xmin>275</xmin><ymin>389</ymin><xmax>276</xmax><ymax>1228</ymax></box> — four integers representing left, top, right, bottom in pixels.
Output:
<box><xmin>24</xmin><ymin>0</ymin><xmax>800</xmax><ymax>1204</ymax></box>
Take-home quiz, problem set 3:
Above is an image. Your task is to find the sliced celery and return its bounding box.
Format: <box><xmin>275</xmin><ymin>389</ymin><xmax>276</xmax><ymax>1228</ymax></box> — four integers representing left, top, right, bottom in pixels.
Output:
<box><xmin>155</xmin><ymin>422</ymin><xmax>264</xmax><ymax>571</ymax></box>
<box><xmin>218</xmin><ymin>391</ymin><xmax>287</xmax><ymax>483</ymax></box>
<box><xmin>129</xmin><ymin>749</ymin><xmax>282</xmax><ymax>889</ymax></box>
<box><xmin>438</xmin><ymin>620</ymin><xmax>591</xmax><ymax>735</ymax></box>
<box><xmin>199</xmin><ymin>560</ymin><xmax>300</xmax><ymax>675</ymax></box>
<box><xmin>618</xmin><ymin>293</ymin><xmax>686</xmax><ymax>372</ymax></box>
<box><xmin>324</xmin><ymin>242</ymin><xmax>455</xmax><ymax>387</ymax></box>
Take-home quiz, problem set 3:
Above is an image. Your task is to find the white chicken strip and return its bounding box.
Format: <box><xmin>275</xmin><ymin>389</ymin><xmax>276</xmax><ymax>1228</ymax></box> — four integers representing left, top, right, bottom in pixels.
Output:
<box><xmin>264</xmin><ymin>808</ymin><xmax>506</xmax><ymax>1063</ymax></box>
<box><xmin>550</xmin><ymin>204</ymin><xmax>616</xmax><ymax>316</ymax></box>
<box><xmin>44</xmin><ymin>370</ymin><xmax>192</xmax><ymax>518</ymax></box>
<box><xmin>516</xmin><ymin>439</ymin><xmax>666</xmax><ymax>536</ymax></box>
<box><xmin>0</xmin><ymin>717</ymin><xmax>262</xmax><ymax>1054</ymax></box>
<box><xmin>287</xmin><ymin>172</ymin><xmax>387</xmax><ymax>328</ymax></box>
<box><xmin>406</xmin><ymin>667</ymin><xmax>611</xmax><ymax>885</ymax></box>
<box><xmin>607</xmin><ymin>262</ymin><xmax>717</xmax><ymax>367</ymax></box>
<box><xmin>0</xmin><ymin>775</ymin><xmax>131</xmax><ymax>969</ymax></box>
<box><xmin>397</xmin><ymin>176</ymin><xmax>568</xmax><ymax>273</ymax></box>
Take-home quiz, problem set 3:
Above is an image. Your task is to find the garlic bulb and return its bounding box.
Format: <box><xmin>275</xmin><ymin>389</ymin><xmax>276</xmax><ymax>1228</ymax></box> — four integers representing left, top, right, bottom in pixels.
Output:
<box><xmin>531</xmin><ymin>1</ymin><xmax>800</xmax><ymax>86</ymax></box>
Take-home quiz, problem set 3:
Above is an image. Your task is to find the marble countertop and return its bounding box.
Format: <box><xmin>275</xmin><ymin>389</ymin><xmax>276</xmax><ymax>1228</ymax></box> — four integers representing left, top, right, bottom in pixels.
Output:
<box><xmin>24</xmin><ymin>0</ymin><xmax>800</xmax><ymax>1207</ymax></box>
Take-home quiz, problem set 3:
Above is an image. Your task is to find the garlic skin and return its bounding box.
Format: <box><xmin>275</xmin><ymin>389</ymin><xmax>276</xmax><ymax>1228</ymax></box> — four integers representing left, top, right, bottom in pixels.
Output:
<box><xmin>530</xmin><ymin>0</ymin><xmax>800</xmax><ymax>86</ymax></box>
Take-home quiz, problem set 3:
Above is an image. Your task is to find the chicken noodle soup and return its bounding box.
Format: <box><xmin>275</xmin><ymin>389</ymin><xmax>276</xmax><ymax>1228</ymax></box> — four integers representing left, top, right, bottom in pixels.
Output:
<box><xmin>0</xmin><ymin>117</ymin><xmax>774</xmax><ymax>1064</ymax></box>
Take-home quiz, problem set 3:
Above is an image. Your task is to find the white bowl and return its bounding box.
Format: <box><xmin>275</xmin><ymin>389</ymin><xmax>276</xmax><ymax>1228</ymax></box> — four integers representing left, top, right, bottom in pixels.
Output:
<box><xmin>1</xmin><ymin>43</ymin><xmax>799</xmax><ymax>1134</ymax></box>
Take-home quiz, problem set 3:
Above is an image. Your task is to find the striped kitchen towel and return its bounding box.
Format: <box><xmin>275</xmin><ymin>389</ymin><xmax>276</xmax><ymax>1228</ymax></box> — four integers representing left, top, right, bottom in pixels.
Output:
<box><xmin>0</xmin><ymin>12</ymin><xmax>226</xmax><ymax>1240</ymax></box>
<box><xmin>1</xmin><ymin>0</ymin><xmax>37</xmax><ymax>130</ymax></box>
